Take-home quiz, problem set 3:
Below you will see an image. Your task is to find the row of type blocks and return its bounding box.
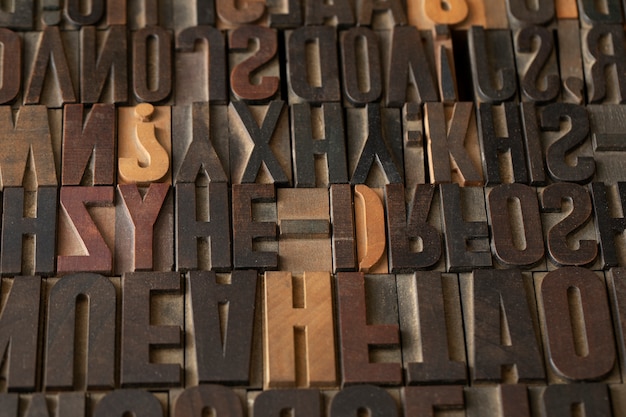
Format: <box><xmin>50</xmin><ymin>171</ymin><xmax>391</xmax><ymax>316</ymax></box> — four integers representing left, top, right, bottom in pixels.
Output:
<box><xmin>2</xmin><ymin>267</ymin><xmax>626</xmax><ymax>390</ymax></box>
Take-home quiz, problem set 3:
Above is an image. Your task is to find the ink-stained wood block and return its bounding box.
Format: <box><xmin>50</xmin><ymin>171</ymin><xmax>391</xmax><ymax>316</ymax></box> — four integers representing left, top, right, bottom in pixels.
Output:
<box><xmin>540</xmin><ymin>183</ymin><xmax>598</xmax><ymax>269</ymax></box>
<box><xmin>513</xmin><ymin>25</ymin><xmax>560</xmax><ymax>103</ymax></box>
<box><xmin>57</xmin><ymin>186</ymin><xmax>115</xmax><ymax>275</ymax></box>
<box><xmin>582</xmin><ymin>24</ymin><xmax>626</xmax><ymax>104</ymax></box>
<box><xmin>591</xmin><ymin>182</ymin><xmax>626</xmax><ymax>268</ymax></box>
<box><xmin>1</xmin><ymin>187</ymin><xmax>57</xmax><ymax>277</ymax></box>
<box><xmin>468</xmin><ymin>27</ymin><xmax>517</xmax><ymax>104</ymax></box>
<box><xmin>440</xmin><ymin>184</ymin><xmax>492</xmax><ymax>272</ymax></box>
<box><xmin>93</xmin><ymin>390</ymin><xmax>165</xmax><ymax>417</ymax></box>
<box><xmin>44</xmin><ymin>274</ymin><xmax>116</xmax><ymax>391</ymax></box>
<box><xmin>127</xmin><ymin>0</ymin><xmax>173</xmax><ymax>29</ymax></box>
<box><xmin>115</xmin><ymin>183</ymin><xmax>173</xmax><ymax>274</ymax></box>
<box><xmin>408</xmin><ymin>0</ymin><xmax>486</xmax><ymax>30</ymax></box>
<box><xmin>465</xmin><ymin>385</ymin><xmax>531</xmax><ymax>417</ymax></box>
<box><xmin>529</xmin><ymin>383</ymin><xmax>611</xmax><ymax>417</ymax></box>
<box><xmin>403</xmin><ymin>386</ymin><xmax>464</xmax><ymax>417</ymax></box>
<box><xmin>588</xmin><ymin>105</ymin><xmax>626</xmax><ymax>183</ymax></box>
<box><xmin>330</xmin><ymin>184</ymin><xmax>356</xmax><ymax>272</ymax></box>
<box><xmin>132</xmin><ymin>26</ymin><xmax>172</xmax><ymax>104</ymax></box>
<box><xmin>228</xmin><ymin>25</ymin><xmax>280</xmax><ymax>103</ymax></box>
<box><xmin>277</xmin><ymin>188</ymin><xmax>332</xmax><ymax>273</ymax></box>
<box><xmin>229</xmin><ymin>100</ymin><xmax>291</xmax><ymax>185</ymax></box>
<box><xmin>264</xmin><ymin>271</ymin><xmax>337</xmax><ymax>388</ymax></box>
<box><xmin>402</xmin><ymin>103</ymin><xmax>426</xmax><ymax>197</ymax></box>
<box><xmin>174</xmin><ymin>385</ymin><xmax>244</xmax><ymax>417</ymax></box>
<box><xmin>431</xmin><ymin>25</ymin><xmax>458</xmax><ymax>104</ymax></box>
<box><xmin>172</xmin><ymin>0</ymin><xmax>216</xmax><ymax>30</ymax></box>
<box><xmin>555</xmin><ymin>0</ymin><xmax>578</xmax><ymax>18</ymax></box>
<box><xmin>425</xmin><ymin>102</ymin><xmax>483</xmax><ymax>186</ymax></box>
<box><xmin>354</xmin><ymin>185</ymin><xmax>387</xmax><ymax>273</ymax></box>
<box><xmin>176</xmin><ymin>181</ymin><xmax>231</xmax><ymax>271</ymax></box>
<box><xmin>330</xmin><ymin>385</ymin><xmax>399</xmax><ymax>416</ymax></box>
<box><xmin>577</xmin><ymin>0</ymin><xmax>623</xmax><ymax>26</ymax></box>
<box><xmin>253</xmin><ymin>389</ymin><xmax>323</xmax><ymax>417</ymax></box>
<box><xmin>172</xmin><ymin>103</ymin><xmax>229</xmax><ymax>184</ymax></box>
<box><xmin>339</xmin><ymin>26</ymin><xmax>382</xmax><ymax>107</ymax></box>
<box><xmin>534</xmin><ymin>268</ymin><xmax>618</xmax><ymax>383</ymax></box>
<box><xmin>386</xmin><ymin>184</ymin><xmax>442</xmax><ymax>272</ymax></box>
<box><xmin>64</xmin><ymin>0</ymin><xmax>105</xmax><ymax>27</ymax></box>
<box><xmin>118</xmin><ymin>104</ymin><xmax>172</xmax><ymax>185</ymax></box>
<box><xmin>347</xmin><ymin>104</ymin><xmax>403</xmax><ymax>187</ymax></box>
<box><xmin>505</xmin><ymin>0</ymin><xmax>555</xmax><ymax>28</ymax></box>
<box><xmin>0</xmin><ymin>276</ymin><xmax>41</xmax><ymax>391</ymax></box>
<box><xmin>24</xmin><ymin>27</ymin><xmax>79</xmax><ymax>108</ymax></box>
<box><xmin>18</xmin><ymin>393</ymin><xmax>85</xmax><ymax>417</ymax></box>
<box><xmin>232</xmin><ymin>183</ymin><xmax>278</xmax><ymax>270</ymax></box>
<box><xmin>0</xmin><ymin>0</ymin><xmax>33</xmax><ymax>29</ymax></box>
<box><xmin>0</xmin><ymin>29</ymin><xmax>21</xmax><ymax>105</ymax></box>
<box><xmin>355</xmin><ymin>0</ymin><xmax>406</xmax><ymax>29</ymax></box>
<box><xmin>175</xmin><ymin>26</ymin><xmax>227</xmax><ymax>105</ymax></box>
<box><xmin>557</xmin><ymin>19</ymin><xmax>585</xmax><ymax>104</ymax></box>
<box><xmin>267</xmin><ymin>0</ymin><xmax>302</xmax><ymax>28</ymax></box>
<box><xmin>186</xmin><ymin>270</ymin><xmax>257</xmax><ymax>386</ymax></box>
<box><xmin>486</xmin><ymin>183</ymin><xmax>545</xmax><ymax>269</ymax></box>
<box><xmin>291</xmin><ymin>102</ymin><xmax>348</xmax><ymax>187</ymax></box>
<box><xmin>461</xmin><ymin>269</ymin><xmax>545</xmax><ymax>383</ymax></box>
<box><xmin>80</xmin><ymin>25</ymin><xmax>128</xmax><ymax>104</ymax></box>
<box><xmin>121</xmin><ymin>271</ymin><xmax>183</xmax><ymax>388</ymax></box>
<box><xmin>286</xmin><ymin>26</ymin><xmax>340</xmax><ymax>104</ymax></box>
<box><xmin>304</xmin><ymin>0</ymin><xmax>354</xmax><ymax>26</ymax></box>
<box><xmin>397</xmin><ymin>272</ymin><xmax>466</xmax><ymax>384</ymax></box>
<box><xmin>216</xmin><ymin>0</ymin><xmax>266</xmax><ymax>29</ymax></box>
<box><xmin>606</xmin><ymin>268</ymin><xmax>626</xmax><ymax>382</ymax></box>
<box><xmin>336</xmin><ymin>272</ymin><xmax>402</xmax><ymax>386</ymax></box>
<box><xmin>62</xmin><ymin>103</ymin><xmax>115</xmax><ymax>186</ymax></box>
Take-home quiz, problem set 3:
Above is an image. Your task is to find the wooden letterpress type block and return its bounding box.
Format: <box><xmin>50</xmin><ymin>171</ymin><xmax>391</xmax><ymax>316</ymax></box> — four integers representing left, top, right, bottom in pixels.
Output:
<box><xmin>425</xmin><ymin>102</ymin><xmax>483</xmax><ymax>186</ymax></box>
<box><xmin>577</xmin><ymin>0</ymin><xmax>623</xmax><ymax>26</ymax></box>
<box><xmin>44</xmin><ymin>273</ymin><xmax>116</xmax><ymax>391</ymax></box>
<box><xmin>431</xmin><ymin>25</ymin><xmax>458</xmax><ymax>104</ymax></box>
<box><xmin>0</xmin><ymin>276</ymin><xmax>41</xmax><ymax>391</ymax></box>
<box><xmin>80</xmin><ymin>26</ymin><xmax>128</xmax><ymax>104</ymax></box>
<box><xmin>186</xmin><ymin>270</ymin><xmax>257</xmax><ymax>386</ymax></box>
<box><xmin>115</xmin><ymin>183</ymin><xmax>173</xmax><ymax>274</ymax></box>
<box><xmin>254</xmin><ymin>389</ymin><xmax>323</xmax><ymax>417</ymax></box>
<box><xmin>132</xmin><ymin>26</ymin><xmax>172</xmax><ymax>104</ymax></box>
<box><xmin>118</xmin><ymin>104</ymin><xmax>172</xmax><ymax>185</ymax></box>
<box><xmin>513</xmin><ymin>25</ymin><xmax>560</xmax><ymax>103</ymax></box>
<box><xmin>121</xmin><ymin>272</ymin><xmax>183</xmax><ymax>388</ymax></box>
<box><xmin>264</xmin><ymin>271</ymin><xmax>336</xmax><ymax>388</ymax></box>
<box><xmin>62</xmin><ymin>104</ymin><xmax>115</xmax><ymax>186</ymax></box>
<box><xmin>93</xmin><ymin>390</ymin><xmax>164</xmax><ymax>416</ymax></box>
<box><xmin>386</xmin><ymin>184</ymin><xmax>442</xmax><ymax>272</ymax></box>
<box><xmin>468</xmin><ymin>27</ymin><xmax>517</xmax><ymax>104</ymax></box>
<box><xmin>173</xmin><ymin>0</ymin><xmax>216</xmax><ymax>29</ymax></box>
<box><xmin>403</xmin><ymin>386</ymin><xmax>465</xmax><ymax>417</ymax></box>
<box><xmin>397</xmin><ymin>272</ymin><xmax>466</xmax><ymax>384</ymax></box>
<box><xmin>588</xmin><ymin>105</ymin><xmax>626</xmax><ymax>183</ymax></box>
<box><xmin>555</xmin><ymin>0</ymin><xmax>578</xmax><ymax>18</ymax></box>
<box><xmin>439</xmin><ymin>184</ymin><xmax>491</xmax><ymax>272</ymax></box>
<box><xmin>557</xmin><ymin>19</ymin><xmax>585</xmax><ymax>103</ymax></box>
<box><xmin>535</xmin><ymin>267</ymin><xmax>618</xmax><ymax>382</ymax></box>
<box><xmin>505</xmin><ymin>0</ymin><xmax>555</xmax><ymax>27</ymax></box>
<box><xmin>216</xmin><ymin>0</ymin><xmax>265</xmax><ymax>28</ymax></box>
<box><xmin>355</xmin><ymin>0</ymin><xmax>406</xmax><ymax>29</ymax></box>
<box><xmin>402</xmin><ymin>103</ymin><xmax>425</xmax><ymax>197</ymax></box>
<box><xmin>127</xmin><ymin>0</ymin><xmax>173</xmax><ymax>29</ymax></box>
<box><xmin>461</xmin><ymin>269</ymin><xmax>545</xmax><ymax>383</ymax></box>
<box><xmin>107</xmin><ymin>0</ymin><xmax>128</xmax><ymax>25</ymax></box>
<box><xmin>0</xmin><ymin>0</ymin><xmax>33</xmax><ymax>29</ymax></box>
<box><xmin>267</xmin><ymin>0</ymin><xmax>302</xmax><ymax>28</ymax></box>
<box><xmin>0</xmin><ymin>29</ymin><xmax>21</xmax><ymax>105</ymax></box>
<box><xmin>57</xmin><ymin>186</ymin><xmax>114</xmax><ymax>275</ymax></box>
<box><xmin>487</xmin><ymin>183</ymin><xmax>545</xmax><ymax>268</ymax></box>
<box><xmin>340</xmin><ymin>26</ymin><xmax>382</xmax><ymax>107</ymax></box>
<box><xmin>606</xmin><ymin>268</ymin><xmax>626</xmax><ymax>382</ymax></box>
<box><xmin>65</xmin><ymin>0</ymin><xmax>106</xmax><ymax>26</ymax></box>
<box><xmin>408</xmin><ymin>0</ymin><xmax>486</xmax><ymax>30</ymax></box>
<box><xmin>330</xmin><ymin>184</ymin><xmax>356</xmax><ymax>272</ymax></box>
<box><xmin>175</xmin><ymin>26</ymin><xmax>227</xmax><ymax>104</ymax></box>
<box><xmin>465</xmin><ymin>385</ymin><xmax>530</xmax><ymax>417</ymax></box>
<box><xmin>232</xmin><ymin>183</ymin><xmax>278</xmax><ymax>270</ymax></box>
<box><xmin>336</xmin><ymin>272</ymin><xmax>401</xmax><ymax>386</ymax></box>
<box><xmin>583</xmin><ymin>24</ymin><xmax>626</xmax><ymax>104</ymax></box>
<box><xmin>286</xmin><ymin>26</ymin><xmax>340</xmax><ymax>104</ymax></box>
<box><xmin>229</xmin><ymin>25</ymin><xmax>279</xmax><ymax>103</ymax></box>
<box><xmin>529</xmin><ymin>384</ymin><xmax>611</xmax><ymax>417</ymax></box>
<box><xmin>19</xmin><ymin>393</ymin><xmax>86</xmax><ymax>417</ymax></box>
<box><xmin>305</xmin><ymin>0</ymin><xmax>353</xmax><ymax>26</ymax></box>
<box><xmin>24</xmin><ymin>27</ymin><xmax>78</xmax><ymax>108</ymax></box>
<box><xmin>174</xmin><ymin>385</ymin><xmax>244</xmax><ymax>417</ymax></box>
<box><xmin>590</xmin><ymin>182</ymin><xmax>626</xmax><ymax>268</ymax></box>
<box><xmin>540</xmin><ymin>183</ymin><xmax>597</xmax><ymax>268</ymax></box>
<box><xmin>229</xmin><ymin>100</ymin><xmax>291</xmax><ymax>185</ymax></box>
<box><xmin>385</xmin><ymin>26</ymin><xmax>438</xmax><ymax>108</ymax></box>
<box><xmin>291</xmin><ymin>102</ymin><xmax>347</xmax><ymax>187</ymax></box>
<box><xmin>330</xmin><ymin>385</ymin><xmax>399</xmax><ymax>416</ymax></box>
<box><xmin>354</xmin><ymin>185</ymin><xmax>387</xmax><ymax>273</ymax></box>
<box><xmin>1</xmin><ymin>187</ymin><xmax>57</xmax><ymax>276</ymax></box>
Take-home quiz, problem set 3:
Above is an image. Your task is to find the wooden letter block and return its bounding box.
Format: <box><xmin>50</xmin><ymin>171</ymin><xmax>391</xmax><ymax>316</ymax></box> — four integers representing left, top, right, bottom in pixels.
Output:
<box><xmin>590</xmin><ymin>182</ymin><xmax>626</xmax><ymax>268</ymax></box>
<box><xmin>62</xmin><ymin>104</ymin><xmax>115</xmax><ymax>186</ymax></box>
<box><xmin>487</xmin><ymin>183</ymin><xmax>544</xmax><ymax>268</ymax></box>
<box><xmin>402</xmin><ymin>102</ymin><xmax>426</xmax><ymax>194</ymax></box>
<box><xmin>115</xmin><ymin>183</ymin><xmax>171</xmax><ymax>274</ymax></box>
<box><xmin>65</xmin><ymin>0</ymin><xmax>105</xmax><ymax>25</ymax></box>
<box><xmin>465</xmin><ymin>385</ymin><xmax>530</xmax><ymax>417</ymax></box>
<box><xmin>336</xmin><ymin>272</ymin><xmax>402</xmax><ymax>386</ymax></box>
<box><xmin>514</xmin><ymin>25</ymin><xmax>560</xmax><ymax>103</ymax></box>
<box><xmin>440</xmin><ymin>184</ymin><xmax>491</xmax><ymax>272</ymax></box>
<box><xmin>607</xmin><ymin>268</ymin><xmax>626</xmax><ymax>382</ymax></box>
<box><xmin>217</xmin><ymin>0</ymin><xmax>265</xmax><ymax>26</ymax></box>
<box><xmin>330</xmin><ymin>184</ymin><xmax>356</xmax><ymax>272</ymax></box>
<box><xmin>530</xmin><ymin>384</ymin><xmax>611</xmax><ymax>417</ymax></box>
<box><xmin>254</xmin><ymin>389</ymin><xmax>322</xmax><ymax>417</ymax></box>
<box><xmin>264</xmin><ymin>271</ymin><xmax>336</xmax><ymax>388</ymax></box>
<box><xmin>232</xmin><ymin>184</ymin><xmax>278</xmax><ymax>270</ymax></box>
<box><xmin>425</xmin><ymin>102</ymin><xmax>483</xmax><ymax>186</ymax></box>
<box><xmin>93</xmin><ymin>390</ymin><xmax>163</xmax><ymax>417</ymax></box>
<box><xmin>187</xmin><ymin>270</ymin><xmax>257</xmax><ymax>385</ymax></box>
<box><xmin>577</xmin><ymin>0</ymin><xmax>623</xmax><ymax>25</ymax></box>
<box><xmin>397</xmin><ymin>272</ymin><xmax>466</xmax><ymax>384</ymax></box>
<box><xmin>403</xmin><ymin>386</ymin><xmax>464</xmax><ymax>417</ymax></box>
<box><xmin>330</xmin><ymin>385</ymin><xmax>398</xmax><ymax>417</ymax></box>
<box><xmin>468</xmin><ymin>27</ymin><xmax>517</xmax><ymax>103</ymax></box>
<box><xmin>267</xmin><ymin>0</ymin><xmax>302</xmax><ymax>28</ymax></box>
<box><xmin>506</xmin><ymin>0</ymin><xmax>554</xmax><ymax>27</ymax></box>
<box><xmin>229</xmin><ymin>25</ymin><xmax>280</xmax><ymax>102</ymax></box>
<box><xmin>121</xmin><ymin>271</ymin><xmax>182</xmax><ymax>388</ymax></box>
<box><xmin>462</xmin><ymin>269</ymin><xmax>545</xmax><ymax>383</ymax></box>
<box><xmin>291</xmin><ymin>102</ymin><xmax>348</xmax><ymax>187</ymax></box>
<box><xmin>354</xmin><ymin>184</ymin><xmax>387</xmax><ymax>273</ymax></box>
<box><xmin>386</xmin><ymin>25</ymin><xmax>438</xmax><ymax>107</ymax></box>
<box><xmin>356</xmin><ymin>0</ymin><xmax>406</xmax><ymax>29</ymax></box>
<box><xmin>557</xmin><ymin>19</ymin><xmax>585</xmax><ymax>103</ymax></box>
<box><xmin>229</xmin><ymin>100</ymin><xmax>291</xmax><ymax>185</ymax></box>
<box><xmin>176</xmin><ymin>182</ymin><xmax>231</xmax><ymax>271</ymax></box>
<box><xmin>132</xmin><ymin>26</ymin><xmax>172</xmax><ymax>103</ymax></box>
<box><xmin>588</xmin><ymin>105</ymin><xmax>626</xmax><ymax>183</ymax></box>
<box><xmin>583</xmin><ymin>24</ymin><xmax>626</xmax><ymax>104</ymax></box>
<box><xmin>537</xmin><ymin>267</ymin><xmax>617</xmax><ymax>381</ymax></box>
<box><xmin>44</xmin><ymin>273</ymin><xmax>116</xmax><ymax>391</ymax></box>
<box><xmin>340</xmin><ymin>26</ymin><xmax>382</xmax><ymax>106</ymax></box>
<box><xmin>175</xmin><ymin>26</ymin><xmax>227</xmax><ymax>104</ymax></box>
<box><xmin>386</xmin><ymin>184</ymin><xmax>442</xmax><ymax>272</ymax></box>
<box><xmin>174</xmin><ymin>385</ymin><xmax>243</xmax><ymax>417</ymax></box>
<box><xmin>57</xmin><ymin>186</ymin><xmax>114</xmax><ymax>275</ymax></box>
<box><xmin>118</xmin><ymin>104</ymin><xmax>172</xmax><ymax>185</ymax></box>
<box><xmin>80</xmin><ymin>25</ymin><xmax>128</xmax><ymax>103</ymax></box>
<box><xmin>0</xmin><ymin>29</ymin><xmax>20</xmax><ymax>105</ymax></box>
<box><xmin>286</xmin><ymin>26</ymin><xmax>340</xmax><ymax>104</ymax></box>
<box><xmin>0</xmin><ymin>0</ymin><xmax>33</xmax><ymax>29</ymax></box>
<box><xmin>305</xmin><ymin>0</ymin><xmax>353</xmax><ymax>25</ymax></box>
<box><xmin>1</xmin><ymin>187</ymin><xmax>57</xmax><ymax>276</ymax></box>
<box><xmin>0</xmin><ymin>276</ymin><xmax>41</xmax><ymax>391</ymax></box>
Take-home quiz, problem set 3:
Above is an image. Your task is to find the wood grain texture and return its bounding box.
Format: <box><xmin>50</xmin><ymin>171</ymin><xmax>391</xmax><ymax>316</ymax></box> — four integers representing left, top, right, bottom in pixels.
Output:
<box><xmin>408</xmin><ymin>0</ymin><xmax>486</xmax><ymax>30</ymax></box>
<box><xmin>577</xmin><ymin>0</ymin><xmax>623</xmax><ymax>26</ymax></box>
<box><xmin>354</xmin><ymin>185</ymin><xmax>387</xmax><ymax>273</ymax></box>
<box><xmin>216</xmin><ymin>0</ymin><xmax>265</xmax><ymax>27</ymax></box>
<box><xmin>403</xmin><ymin>386</ymin><xmax>464</xmax><ymax>417</ymax></box>
<box><xmin>254</xmin><ymin>389</ymin><xmax>322</xmax><ymax>417</ymax></box>
<box><xmin>132</xmin><ymin>26</ymin><xmax>172</xmax><ymax>103</ymax></box>
<box><xmin>583</xmin><ymin>24</ymin><xmax>626</xmax><ymax>104</ymax></box>
<box><xmin>305</xmin><ymin>0</ymin><xmax>353</xmax><ymax>26</ymax></box>
<box><xmin>505</xmin><ymin>0</ymin><xmax>554</xmax><ymax>27</ymax></box>
<box><xmin>356</xmin><ymin>0</ymin><xmax>406</xmax><ymax>29</ymax></box>
<box><xmin>530</xmin><ymin>383</ymin><xmax>611</xmax><ymax>417</ymax></box>
<box><xmin>0</xmin><ymin>29</ymin><xmax>21</xmax><ymax>104</ymax></box>
<box><xmin>557</xmin><ymin>19</ymin><xmax>585</xmax><ymax>104</ymax></box>
<box><xmin>330</xmin><ymin>385</ymin><xmax>399</xmax><ymax>416</ymax></box>
<box><xmin>264</xmin><ymin>271</ymin><xmax>336</xmax><ymax>388</ymax></box>
<box><xmin>330</xmin><ymin>184</ymin><xmax>356</xmax><ymax>272</ymax></box>
<box><xmin>174</xmin><ymin>385</ymin><xmax>244</xmax><ymax>417</ymax></box>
